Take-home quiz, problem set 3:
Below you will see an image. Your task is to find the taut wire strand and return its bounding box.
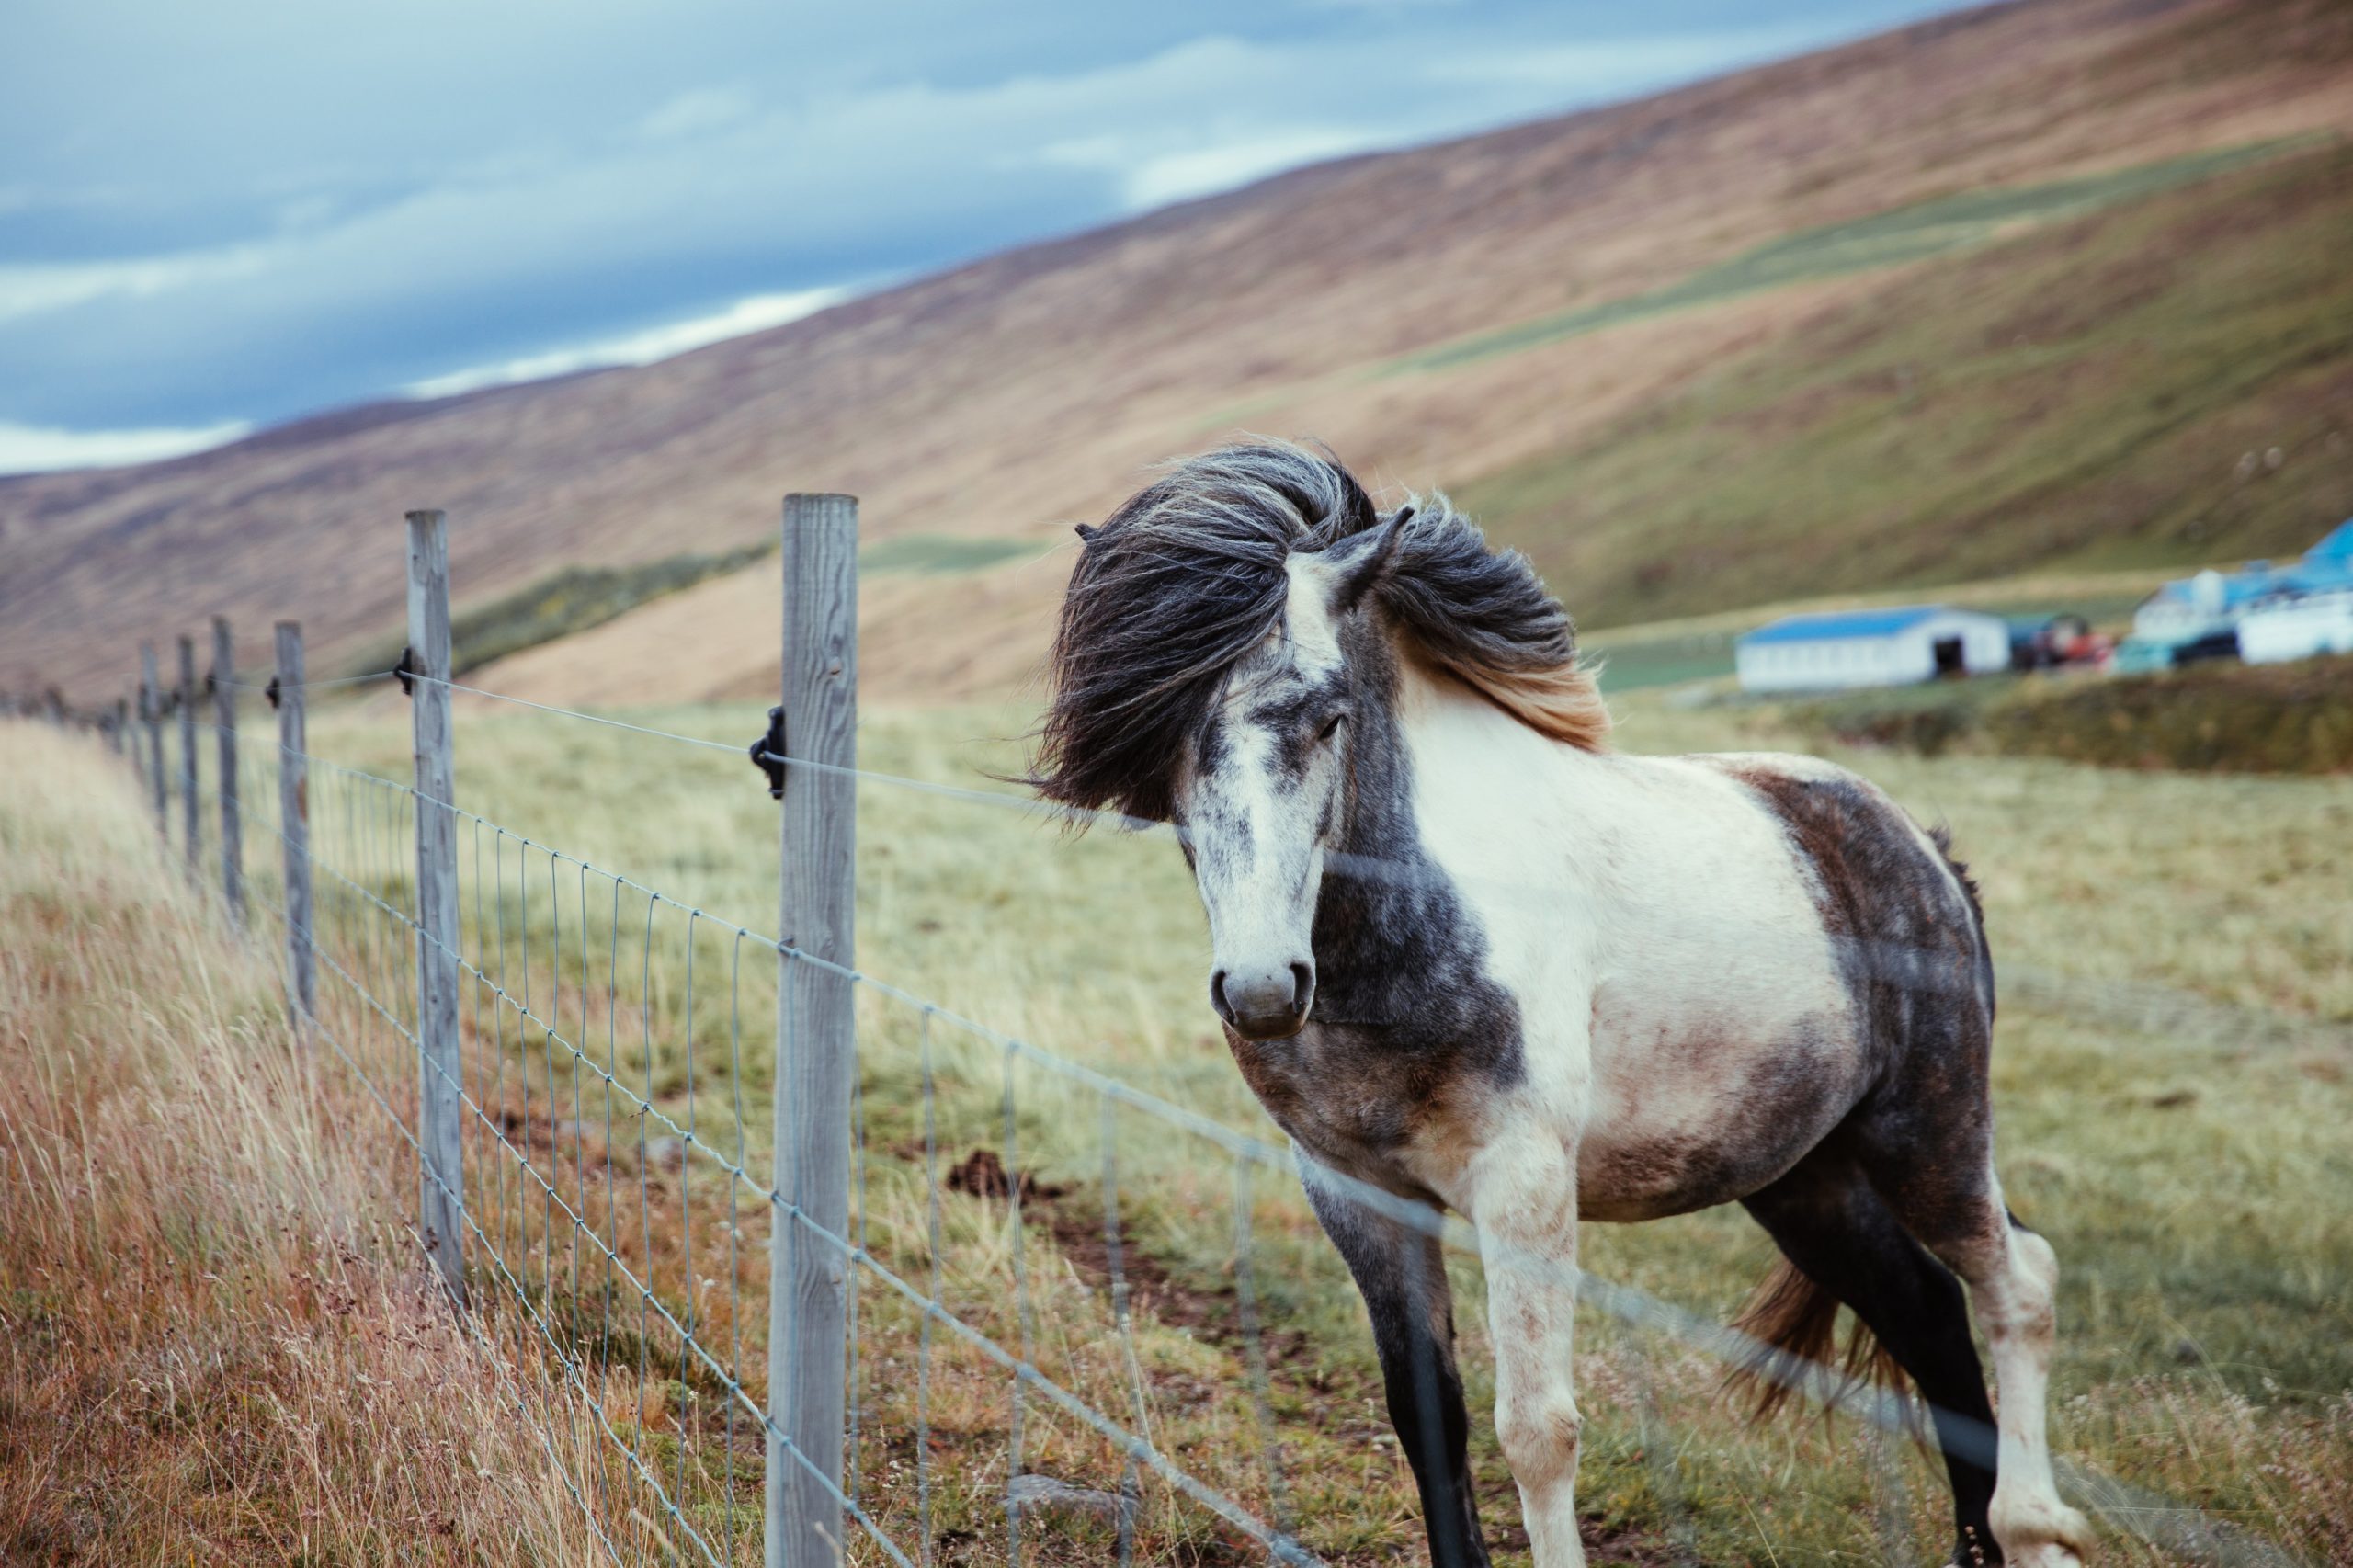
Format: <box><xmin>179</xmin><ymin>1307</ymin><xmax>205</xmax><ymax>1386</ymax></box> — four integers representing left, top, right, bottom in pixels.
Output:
<box><xmin>148</xmin><ymin>714</ymin><xmax>2310</xmax><ymax>1568</ymax></box>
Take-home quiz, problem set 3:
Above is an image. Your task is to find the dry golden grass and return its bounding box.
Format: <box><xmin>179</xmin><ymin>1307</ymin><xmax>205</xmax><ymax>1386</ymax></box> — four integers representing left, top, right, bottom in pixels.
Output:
<box><xmin>0</xmin><ymin>722</ymin><xmax>614</xmax><ymax>1566</ymax></box>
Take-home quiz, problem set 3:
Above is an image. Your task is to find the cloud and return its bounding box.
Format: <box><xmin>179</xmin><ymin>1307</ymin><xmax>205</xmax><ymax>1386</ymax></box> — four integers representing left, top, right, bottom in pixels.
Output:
<box><xmin>0</xmin><ymin>245</ymin><xmax>271</xmax><ymax>324</ymax></box>
<box><xmin>402</xmin><ymin>285</ymin><xmax>851</xmax><ymax>398</ymax></box>
<box><xmin>1423</xmin><ymin>23</ymin><xmax>1830</xmax><ymax>89</ymax></box>
<box><xmin>636</xmin><ymin>86</ymin><xmax>760</xmax><ymax>142</ymax></box>
<box><xmin>1041</xmin><ymin>126</ymin><xmax>1376</xmax><ymax>210</ymax></box>
<box><xmin>0</xmin><ymin>1</ymin><xmax>1965</xmax><ymax>439</ymax></box>
<box><xmin>0</xmin><ymin>419</ymin><xmax>250</xmax><ymax>475</ymax></box>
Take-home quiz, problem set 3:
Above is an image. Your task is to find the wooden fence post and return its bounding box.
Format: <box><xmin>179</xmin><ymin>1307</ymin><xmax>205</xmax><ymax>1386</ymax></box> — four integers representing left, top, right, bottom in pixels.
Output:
<box><xmin>277</xmin><ymin>622</ymin><xmax>318</xmax><ymax>1029</ymax></box>
<box><xmin>212</xmin><ymin>617</ymin><xmax>244</xmax><ymax>929</ymax></box>
<box><xmin>767</xmin><ymin>493</ymin><xmax>859</xmax><ymax>1568</ymax></box>
<box><xmin>406</xmin><ymin>509</ymin><xmax>467</xmax><ymax>1306</ymax></box>
<box><xmin>111</xmin><ymin>698</ymin><xmax>129</xmax><ymax>756</ymax></box>
<box><xmin>141</xmin><ymin>643</ymin><xmax>167</xmax><ymax>832</ymax></box>
<box><xmin>177</xmin><ymin>633</ymin><xmax>200</xmax><ymax>872</ymax></box>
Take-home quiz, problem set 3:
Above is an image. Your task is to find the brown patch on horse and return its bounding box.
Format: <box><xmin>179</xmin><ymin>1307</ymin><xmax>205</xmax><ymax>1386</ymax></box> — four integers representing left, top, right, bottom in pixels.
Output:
<box><xmin>1726</xmin><ymin>1258</ymin><xmax>1911</xmax><ymax>1424</ymax></box>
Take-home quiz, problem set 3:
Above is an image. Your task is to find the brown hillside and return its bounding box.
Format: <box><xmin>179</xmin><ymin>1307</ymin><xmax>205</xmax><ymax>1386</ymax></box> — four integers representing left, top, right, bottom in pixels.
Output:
<box><xmin>4</xmin><ymin>0</ymin><xmax>2349</xmax><ymax>704</ymax></box>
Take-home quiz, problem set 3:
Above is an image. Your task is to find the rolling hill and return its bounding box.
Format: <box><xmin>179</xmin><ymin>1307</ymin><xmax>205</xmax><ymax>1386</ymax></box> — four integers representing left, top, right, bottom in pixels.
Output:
<box><xmin>4</xmin><ymin>0</ymin><xmax>2350</xmax><ymax>706</ymax></box>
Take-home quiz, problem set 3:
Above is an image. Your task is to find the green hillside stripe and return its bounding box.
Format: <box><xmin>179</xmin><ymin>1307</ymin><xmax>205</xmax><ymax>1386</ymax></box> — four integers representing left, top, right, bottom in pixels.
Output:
<box><xmin>1388</xmin><ymin>136</ymin><xmax>2313</xmax><ymax>376</ymax></box>
<box><xmin>858</xmin><ymin>534</ymin><xmax>1043</xmax><ymax>574</ymax></box>
<box><xmin>1451</xmin><ymin>137</ymin><xmax>2353</xmax><ymax>633</ymax></box>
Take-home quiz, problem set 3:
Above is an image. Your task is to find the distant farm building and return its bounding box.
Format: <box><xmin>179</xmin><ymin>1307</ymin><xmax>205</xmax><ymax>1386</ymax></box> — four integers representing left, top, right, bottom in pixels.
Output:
<box><xmin>1733</xmin><ymin>607</ymin><xmax>2010</xmax><ymax>693</ymax></box>
<box><xmin>2128</xmin><ymin>519</ymin><xmax>2353</xmax><ymax>667</ymax></box>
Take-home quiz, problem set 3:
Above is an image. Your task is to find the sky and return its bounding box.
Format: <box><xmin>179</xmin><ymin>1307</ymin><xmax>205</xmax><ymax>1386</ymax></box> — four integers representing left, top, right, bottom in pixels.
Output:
<box><xmin>0</xmin><ymin>0</ymin><xmax>1967</xmax><ymax>474</ymax></box>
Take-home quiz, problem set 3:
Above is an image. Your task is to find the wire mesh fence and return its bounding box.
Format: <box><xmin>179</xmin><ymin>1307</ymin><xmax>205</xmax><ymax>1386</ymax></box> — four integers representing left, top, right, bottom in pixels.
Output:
<box><xmin>42</xmin><ymin>667</ymin><xmax>2318</xmax><ymax>1568</ymax></box>
<box><xmin>14</xmin><ymin>506</ymin><xmax>2342</xmax><ymax>1567</ymax></box>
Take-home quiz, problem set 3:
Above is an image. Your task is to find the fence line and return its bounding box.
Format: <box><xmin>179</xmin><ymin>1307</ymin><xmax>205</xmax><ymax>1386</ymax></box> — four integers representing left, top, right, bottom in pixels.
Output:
<box><xmin>120</xmin><ymin>701</ymin><xmax>2312</xmax><ymax>1568</ymax></box>
<box><xmin>197</xmin><ymin>724</ymin><xmax>1332</xmax><ymax>1564</ymax></box>
<box><xmin>13</xmin><ymin>501</ymin><xmax>2332</xmax><ymax>1568</ymax></box>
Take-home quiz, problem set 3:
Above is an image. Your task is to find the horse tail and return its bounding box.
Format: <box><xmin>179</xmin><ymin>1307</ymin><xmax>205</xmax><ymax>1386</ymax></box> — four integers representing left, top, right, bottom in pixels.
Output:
<box><xmin>1726</xmin><ymin>1259</ymin><xmax>1910</xmax><ymax>1424</ymax></box>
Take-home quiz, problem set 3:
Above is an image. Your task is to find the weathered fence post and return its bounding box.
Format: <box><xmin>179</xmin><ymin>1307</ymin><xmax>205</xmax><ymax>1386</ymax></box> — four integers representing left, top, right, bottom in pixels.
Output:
<box><xmin>110</xmin><ymin>698</ymin><xmax>128</xmax><ymax>756</ymax></box>
<box><xmin>277</xmin><ymin>622</ymin><xmax>318</xmax><ymax>1029</ymax></box>
<box><xmin>141</xmin><ymin>643</ymin><xmax>167</xmax><ymax>831</ymax></box>
<box><xmin>766</xmin><ymin>493</ymin><xmax>858</xmax><ymax>1568</ymax></box>
<box><xmin>177</xmin><ymin>633</ymin><xmax>199</xmax><ymax>872</ymax></box>
<box><xmin>406</xmin><ymin>509</ymin><xmax>468</xmax><ymax>1306</ymax></box>
<box><xmin>211</xmin><ymin>617</ymin><xmax>244</xmax><ymax>929</ymax></box>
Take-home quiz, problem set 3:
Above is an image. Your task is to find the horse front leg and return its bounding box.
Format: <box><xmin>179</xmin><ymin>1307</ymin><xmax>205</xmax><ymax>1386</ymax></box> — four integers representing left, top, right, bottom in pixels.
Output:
<box><xmin>1300</xmin><ymin>1161</ymin><xmax>1491</xmax><ymax>1568</ymax></box>
<box><xmin>1470</xmin><ymin>1126</ymin><xmax>1586</xmax><ymax>1566</ymax></box>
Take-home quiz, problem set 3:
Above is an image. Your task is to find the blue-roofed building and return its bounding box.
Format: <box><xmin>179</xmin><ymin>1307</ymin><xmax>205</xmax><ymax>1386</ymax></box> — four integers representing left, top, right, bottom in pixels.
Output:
<box><xmin>1733</xmin><ymin>606</ymin><xmax>2010</xmax><ymax>693</ymax></box>
<box><xmin>2131</xmin><ymin>519</ymin><xmax>2353</xmax><ymax>665</ymax></box>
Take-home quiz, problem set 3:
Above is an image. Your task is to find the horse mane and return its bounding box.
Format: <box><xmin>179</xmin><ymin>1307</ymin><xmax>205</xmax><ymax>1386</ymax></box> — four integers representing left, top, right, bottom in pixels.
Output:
<box><xmin>1031</xmin><ymin>439</ymin><xmax>1609</xmax><ymax>822</ymax></box>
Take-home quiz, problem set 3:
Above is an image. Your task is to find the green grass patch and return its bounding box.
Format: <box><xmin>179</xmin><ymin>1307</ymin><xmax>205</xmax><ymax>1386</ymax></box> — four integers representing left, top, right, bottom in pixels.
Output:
<box><xmin>858</xmin><ymin>533</ymin><xmax>1043</xmax><ymax>574</ymax></box>
<box><xmin>1586</xmin><ymin>629</ymin><xmax>1738</xmax><ymax>693</ymax></box>
<box><xmin>343</xmin><ymin>540</ymin><xmax>776</xmax><ymax>679</ymax></box>
<box><xmin>1394</xmin><ymin>137</ymin><xmax>2306</xmax><ymax>374</ymax></box>
<box><xmin>338</xmin><ymin>532</ymin><xmax>1044</xmax><ymax>681</ymax></box>
<box><xmin>1458</xmin><ymin>137</ymin><xmax>2353</xmax><ymax>632</ymax></box>
<box><xmin>1786</xmin><ymin>655</ymin><xmax>2353</xmax><ymax>772</ymax></box>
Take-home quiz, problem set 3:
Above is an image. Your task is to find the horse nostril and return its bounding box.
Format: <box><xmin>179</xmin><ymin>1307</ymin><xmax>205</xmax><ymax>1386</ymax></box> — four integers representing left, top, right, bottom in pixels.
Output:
<box><xmin>1211</xmin><ymin>965</ymin><xmax>1312</xmax><ymax>1037</ymax></box>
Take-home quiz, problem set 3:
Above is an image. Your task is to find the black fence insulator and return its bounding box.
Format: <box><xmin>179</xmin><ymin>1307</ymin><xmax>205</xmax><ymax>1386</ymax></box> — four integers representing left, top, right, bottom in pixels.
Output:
<box><xmin>750</xmin><ymin>704</ymin><xmax>788</xmax><ymax>799</ymax></box>
<box><xmin>265</xmin><ymin>676</ymin><xmax>281</xmax><ymax>711</ymax></box>
<box><xmin>393</xmin><ymin>646</ymin><xmax>417</xmax><ymax>697</ymax></box>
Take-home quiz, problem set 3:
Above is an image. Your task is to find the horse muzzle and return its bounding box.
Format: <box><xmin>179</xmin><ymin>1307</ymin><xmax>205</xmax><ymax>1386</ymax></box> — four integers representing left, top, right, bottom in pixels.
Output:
<box><xmin>1211</xmin><ymin>960</ymin><xmax>1315</xmax><ymax>1040</ymax></box>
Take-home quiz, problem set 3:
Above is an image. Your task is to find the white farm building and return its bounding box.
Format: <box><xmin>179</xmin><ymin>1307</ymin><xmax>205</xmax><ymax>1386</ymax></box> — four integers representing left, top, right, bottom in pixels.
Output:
<box><xmin>1734</xmin><ymin>606</ymin><xmax>2010</xmax><ymax>694</ymax></box>
<box><xmin>2239</xmin><ymin>590</ymin><xmax>2353</xmax><ymax>664</ymax></box>
<box><xmin>2130</xmin><ymin>520</ymin><xmax>2353</xmax><ymax>667</ymax></box>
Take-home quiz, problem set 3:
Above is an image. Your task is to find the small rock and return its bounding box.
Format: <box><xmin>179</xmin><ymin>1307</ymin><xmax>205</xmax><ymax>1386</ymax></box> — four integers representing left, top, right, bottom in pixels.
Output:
<box><xmin>1005</xmin><ymin>1473</ymin><xmax>1132</xmax><ymax>1523</ymax></box>
<box><xmin>643</xmin><ymin>1135</ymin><xmax>686</xmax><ymax>1168</ymax></box>
<box><xmin>2171</xmin><ymin>1336</ymin><xmax>2204</xmax><ymax>1365</ymax></box>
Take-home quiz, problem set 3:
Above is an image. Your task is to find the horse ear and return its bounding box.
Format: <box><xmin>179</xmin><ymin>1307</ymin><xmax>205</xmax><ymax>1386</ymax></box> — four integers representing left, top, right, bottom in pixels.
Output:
<box><xmin>1074</xmin><ymin>522</ymin><xmax>1100</xmax><ymax>543</ymax></box>
<box><xmin>1327</xmin><ymin>507</ymin><xmax>1409</xmax><ymax>617</ymax></box>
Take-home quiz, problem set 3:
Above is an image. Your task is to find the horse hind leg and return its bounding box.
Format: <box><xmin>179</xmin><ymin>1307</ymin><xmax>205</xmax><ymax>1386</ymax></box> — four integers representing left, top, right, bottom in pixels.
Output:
<box><xmin>1739</xmin><ymin>1151</ymin><xmax>2003</xmax><ymax>1565</ymax></box>
<box><xmin>1927</xmin><ymin>1199</ymin><xmax>2094</xmax><ymax>1567</ymax></box>
<box><xmin>1859</xmin><ymin>1138</ymin><xmax>2094</xmax><ymax>1567</ymax></box>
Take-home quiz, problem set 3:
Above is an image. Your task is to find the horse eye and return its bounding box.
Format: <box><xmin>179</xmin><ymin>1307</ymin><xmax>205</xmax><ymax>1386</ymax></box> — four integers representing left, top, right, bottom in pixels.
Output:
<box><xmin>1316</xmin><ymin>713</ymin><xmax>1345</xmax><ymax>744</ymax></box>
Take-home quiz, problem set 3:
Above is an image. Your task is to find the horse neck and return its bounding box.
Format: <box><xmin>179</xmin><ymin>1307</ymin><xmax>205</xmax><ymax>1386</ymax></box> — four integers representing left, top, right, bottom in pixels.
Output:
<box><xmin>1313</xmin><ymin>651</ymin><xmax>1500</xmax><ymax>983</ymax></box>
<box><xmin>1315</xmin><ymin>651</ymin><xmax>1604</xmax><ymax>987</ymax></box>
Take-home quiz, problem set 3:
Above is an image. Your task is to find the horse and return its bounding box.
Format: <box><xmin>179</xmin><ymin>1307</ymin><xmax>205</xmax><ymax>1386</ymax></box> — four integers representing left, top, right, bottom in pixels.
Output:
<box><xmin>1029</xmin><ymin>441</ymin><xmax>2094</xmax><ymax>1567</ymax></box>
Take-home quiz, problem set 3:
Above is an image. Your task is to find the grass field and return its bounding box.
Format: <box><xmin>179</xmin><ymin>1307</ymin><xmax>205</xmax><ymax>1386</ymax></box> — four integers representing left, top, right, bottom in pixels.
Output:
<box><xmin>1392</xmin><ymin>139</ymin><xmax>2308</xmax><ymax>375</ymax></box>
<box><xmin>1778</xmin><ymin>655</ymin><xmax>2353</xmax><ymax>775</ymax></box>
<box><xmin>22</xmin><ymin>676</ymin><xmax>2344</xmax><ymax>1564</ymax></box>
<box><xmin>1458</xmin><ymin>137</ymin><xmax>2353</xmax><ymax>632</ymax></box>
